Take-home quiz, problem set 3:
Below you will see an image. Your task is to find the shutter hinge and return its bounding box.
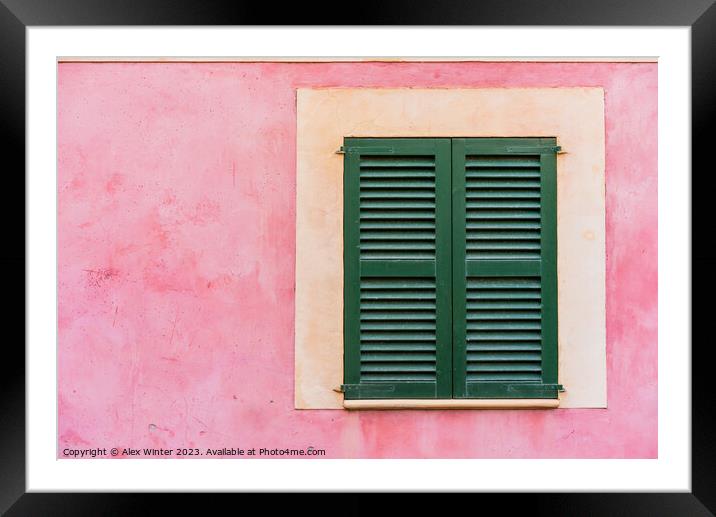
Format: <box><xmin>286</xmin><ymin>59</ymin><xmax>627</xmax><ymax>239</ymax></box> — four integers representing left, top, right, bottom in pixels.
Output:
<box><xmin>506</xmin><ymin>145</ymin><xmax>562</xmax><ymax>154</ymax></box>
<box><xmin>341</xmin><ymin>383</ymin><xmax>396</xmax><ymax>397</ymax></box>
<box><xmin>336</xmin><ymin>146</ymin><xmax>395</xmax><ymax>155</ymax></box>
<box><xmin>507</xmin><ymin>383</ymin><xmax>565</xmax><ymax>394</ymax></box>
<box><xmin>335</xmin><ymin>385</ymin><xmax>346</xmax><ymax>393</ymax></box>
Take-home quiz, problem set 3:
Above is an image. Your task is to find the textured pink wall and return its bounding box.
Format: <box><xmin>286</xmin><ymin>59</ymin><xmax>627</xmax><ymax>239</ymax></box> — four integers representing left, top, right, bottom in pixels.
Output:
<box><xmin>57</xmin><ymin>62</ymin><xmax>657</xmax><ymax>458</ymax></box>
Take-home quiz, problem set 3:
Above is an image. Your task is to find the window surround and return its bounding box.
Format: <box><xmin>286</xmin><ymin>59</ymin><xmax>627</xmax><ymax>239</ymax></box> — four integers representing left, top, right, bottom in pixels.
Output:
<box><xmin>295</xmin><ymin>88</ymin><xmax>606</xmax><ymax>410</ymax></box>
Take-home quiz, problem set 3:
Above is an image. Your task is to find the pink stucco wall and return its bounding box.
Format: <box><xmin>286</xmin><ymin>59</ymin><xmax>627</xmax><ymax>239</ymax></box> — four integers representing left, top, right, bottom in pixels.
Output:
<box><xmin>57</xmin><ymin>61</ymin><xmax>657</xmax><ymax>458</ymax></box>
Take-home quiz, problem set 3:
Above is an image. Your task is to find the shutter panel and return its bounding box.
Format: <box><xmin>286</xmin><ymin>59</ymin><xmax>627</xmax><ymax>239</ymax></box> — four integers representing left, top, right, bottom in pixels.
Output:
<box><xmin>452</xmin><ymin>138</ymin><xmax>560</xmax><ymax>399</ymax></box>
<box><xmin>343</xmin><ymin>138</ymin><xmax>452</xmax><ymax>399</ymax></box>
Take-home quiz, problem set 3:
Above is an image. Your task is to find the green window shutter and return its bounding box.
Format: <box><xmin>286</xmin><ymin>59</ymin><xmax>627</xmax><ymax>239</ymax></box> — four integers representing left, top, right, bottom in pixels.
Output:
<box><xmin>343</xmin><ymin>138</ymin><xmax>452</xmax><ymax>399</ymax></box>
<box><xmin>452</xmin><ymin>138</ymin><xmax>560</xmax><ymax>399</ymax></box>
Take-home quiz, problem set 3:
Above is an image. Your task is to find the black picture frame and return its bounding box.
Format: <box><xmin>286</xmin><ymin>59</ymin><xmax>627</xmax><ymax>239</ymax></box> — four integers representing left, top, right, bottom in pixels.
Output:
<box><xmin>2</xmin><ymin>1</ymin><xmax>711</xmax><ymax>513</ymax></box>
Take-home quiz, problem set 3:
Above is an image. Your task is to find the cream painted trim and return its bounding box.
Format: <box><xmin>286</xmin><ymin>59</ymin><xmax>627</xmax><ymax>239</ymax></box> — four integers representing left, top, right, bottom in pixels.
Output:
<box><xmin>344</xmin><ymin>399</ymin><xmax>560</xmax><ymax>410</ymax></box>
<box><xmin>58</xmin><ymin>57</ymin><xmax>657</xmax><ymax>63</ymax></box>
<box><xmin>295</xmin><ymin>87</ymin><xmax>607</xmax><ymax>410</ymax></box>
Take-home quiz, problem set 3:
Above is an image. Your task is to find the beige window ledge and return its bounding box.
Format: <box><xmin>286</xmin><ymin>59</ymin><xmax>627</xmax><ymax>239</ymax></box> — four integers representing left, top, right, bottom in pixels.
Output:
<box><xmin>343</xmin><ymin>399</ymin><xmax>560</xmax><ymax>410</ymax></box>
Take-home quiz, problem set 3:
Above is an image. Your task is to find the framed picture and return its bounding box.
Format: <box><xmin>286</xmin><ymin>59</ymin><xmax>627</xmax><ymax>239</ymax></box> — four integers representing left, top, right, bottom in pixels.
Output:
<box><xmin>7</xmin><ymin>0</ymin><xmax>709</xmax><ymax>512</ymax></box>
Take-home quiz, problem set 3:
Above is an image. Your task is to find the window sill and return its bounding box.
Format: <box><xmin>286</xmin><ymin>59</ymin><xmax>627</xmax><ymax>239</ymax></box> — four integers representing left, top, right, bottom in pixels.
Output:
<box><xmin>343</xmin><ymin>399</ymin><xmax>560</xmax><ymax>410</ymax></box>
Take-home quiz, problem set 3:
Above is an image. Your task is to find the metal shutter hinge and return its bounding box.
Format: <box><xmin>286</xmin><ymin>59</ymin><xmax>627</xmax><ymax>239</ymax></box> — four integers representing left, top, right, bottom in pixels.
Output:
<box><xmin>341</xmin><ymin>383</ymin><xmax>396</xmax><ymax>397</ymax></box>
<box><xmin>507</xmin><ymin>383</ymin><xmax>565</xmax><ymax>393</ymax></box>
<box><xmin>336</xmin><ymin>146</ymin><xmax>396</xmax><ymax>155</ymax></box>
<box><xmin>506</xmin><ymin>145</ymin><xmax>562</xmax><ymax>153</ymax></box>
